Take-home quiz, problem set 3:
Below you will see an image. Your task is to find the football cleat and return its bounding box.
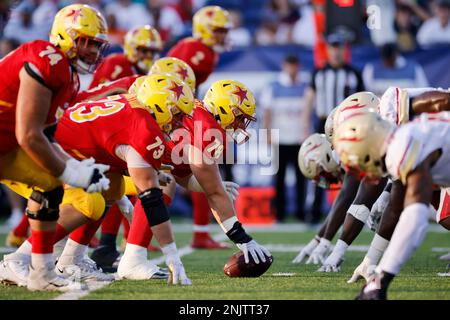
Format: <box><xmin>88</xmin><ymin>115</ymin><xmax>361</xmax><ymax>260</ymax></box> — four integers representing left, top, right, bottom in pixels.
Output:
<box><xmin>5</xmin><ymin>231</ymin><xmax>27</xmax><ymax>248</ymax></box>
<box><xmin>90</xmin><ymin>245</ymin><xmax>121</xmax><ymax>273</ymax></box>
<box><xmin>117</xmin><ymin>256</ymin><xmax>169</xmax><ymax>280</ymax></box>
<box><xmin>191</xmin><ymin>233</ymin><xmax>230</xmax><ymax>249</ymax></box>
<box><xmin>56</xmin><ymin>255</ymin><xmax>115</xmax><ymax>282</ymax></box>
<box><xmin>27</xmin><ymin>264</ymin><xmax>86</xmax><ymax>292</ymax></box>
<box><xmin>0</xmin><ymin>253</ymin><xmax>30</xmax><ymax>287</ymax></box>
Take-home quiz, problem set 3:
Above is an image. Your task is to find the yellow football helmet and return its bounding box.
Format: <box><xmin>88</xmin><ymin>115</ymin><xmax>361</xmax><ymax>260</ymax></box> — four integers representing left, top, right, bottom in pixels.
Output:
<box><xmin>203</xmin><ymin>79</ymin><xmax>256</xmax><ymax>144</ymax></box>
<box><xmin>124</xmin><ymin>25</ymin><xmax>162</xmax><ymax>73</ymax></box>
<box><xmin>193</xmin><ymin>6</ymin><xmax>232</xmax><ymax>48</ymax></box>
<box><xmin>149</xmin><ymin>57</ymin><xmax>196</xmax><ymax>93</ymax></box>
<box><xmin>298</xmin><ymin>133</ymin><xmax>342</xmax><ymax>188</ymax></box>
<box><xmin>334</xmin><ymin>112</ymin><xmax>394</xmax><ymax>181</ymax></box>
<box><xmin>50</xmin><ymin>4</ymin><xmax>108</xmax><ymax>74</ymax></box>
<box><xmin>128</xmin><ymin>76</ymin><xmax>146</xmax><ymax>95</ymax></box>
<box><xmin>136</xmin><ymin>73</ymin><xmax>194</xmax><ymax>133</ymax></box>
<box><xmin>333</xmin><ymin>92</ymin><xmax>380</xmax><ymax>140</ymax></box>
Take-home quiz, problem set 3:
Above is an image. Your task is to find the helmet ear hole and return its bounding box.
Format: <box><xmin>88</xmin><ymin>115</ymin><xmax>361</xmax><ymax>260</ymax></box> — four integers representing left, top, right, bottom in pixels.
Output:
<box><xmin>364</xmin><ymin>154</ymin><xmax>370</xmax><ymax>163</ymax></box>
<box><xmin>326</xmin><ymin>153</ymin><xmax>331</xmax><ymax>162</ymax></box>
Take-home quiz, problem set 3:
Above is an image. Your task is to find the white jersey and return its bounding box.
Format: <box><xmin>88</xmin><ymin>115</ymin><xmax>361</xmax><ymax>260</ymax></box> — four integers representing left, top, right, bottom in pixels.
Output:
<box><xmin>385</xmin><ymin>112</ymin><xmax>450</xmax><ymax>186</ymax></box>
<box><xmin>378</xmin><ymin>86</ymin><xmax>440</xmax><ymax>125</ymax></box>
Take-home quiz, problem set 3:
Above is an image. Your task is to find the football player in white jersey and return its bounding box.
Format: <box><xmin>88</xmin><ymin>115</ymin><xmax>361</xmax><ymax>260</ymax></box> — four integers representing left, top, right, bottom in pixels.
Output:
<box><xmin>345</xmin><ymin>87</ymin><xmax>450</xmax><ymax>282</ymax></box>
<box><xmin>294</xmin><ymin>92</ymin><xmax>389</xmax><ymax>267</ymax></box>
<box><xmin>317</xmin><ymin>87</ymin><xmax>450</xmax><ymax>277</ymax></box>
<box><xmin>334</xmin><ymin>110</ymin><xmax>450</xmax><ymax>299</ymax></box>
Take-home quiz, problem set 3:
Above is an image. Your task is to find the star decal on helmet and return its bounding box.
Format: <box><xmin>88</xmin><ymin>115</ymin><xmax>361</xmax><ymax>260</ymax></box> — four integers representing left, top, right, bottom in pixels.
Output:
<box><xmin>205</xmin><ymin>9</ymin><xmax>215</xmax><ymax>18</ymax></box>
<box><xmin>168</xmin><ymin>81</ymin><xmax>184</xmax><ymax>101</ymax></box>
<box><xmin>66</xmin><ymin>8</ymin><xmax>82</xmax><ymax>23</ymax></box>
<box><xmin>175</xmin><ymin>66</ymin><xmax>188</xmax><ymax>81</ymax></box>
<box><xmin>232</xmin><ymin>86</ymin><xmax>247</xmax><ymax>105</ymax></box>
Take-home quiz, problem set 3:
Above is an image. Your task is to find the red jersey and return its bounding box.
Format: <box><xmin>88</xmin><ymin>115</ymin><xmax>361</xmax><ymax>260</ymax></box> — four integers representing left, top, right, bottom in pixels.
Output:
<box><xmin>167</xmin><ymin>38</ymin><xmax>218</xmax><ymax>86</ymax></box>
<box><xmin>76</xmin><ymin>75</ymin><xmax>140</xmax><ymax>103</ymax></box>
<box><xmin>0</xmin><ymin>40</ymin><xmax>79</xmax><ymax>155</ymax></box>
<box><xmin>89</xmin><ymin>53</ymin><xmax>137</xmax><ymax>89</ymax></box>
<box><xmin>55</xmin><ymin>94</ymin><xmax>166</xmax><ymax>173</ymax></box>
<box><xmin>167</xmin><ymin>100</ymin><xmax>227</xmax><ymax>178</ymax></box>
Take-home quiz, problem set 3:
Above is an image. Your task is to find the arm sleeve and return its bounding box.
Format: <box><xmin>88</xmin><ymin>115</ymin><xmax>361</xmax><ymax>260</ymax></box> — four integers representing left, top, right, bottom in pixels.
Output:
<box><xmin>115</xmin><ymin>144</ymin><xmax>151</xmax><ymax>168</ymax></box>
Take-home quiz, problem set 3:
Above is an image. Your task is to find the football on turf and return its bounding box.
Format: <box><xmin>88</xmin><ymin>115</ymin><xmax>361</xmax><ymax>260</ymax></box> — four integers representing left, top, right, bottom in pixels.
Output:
<box><xmin>223</xmin><ymin>251</ymin><xmax>273</xmax><ymax>277</ymax></box>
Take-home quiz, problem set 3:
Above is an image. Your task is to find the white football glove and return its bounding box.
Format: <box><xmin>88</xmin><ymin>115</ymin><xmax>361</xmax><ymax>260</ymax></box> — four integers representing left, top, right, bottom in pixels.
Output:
<box><xmin>347</xmin><ymin>256</ymin><xmax>377</xmax><ymax>284</ymax></box>
<box><xmin>59</xmin><ymin>158</ymin><xmax>110</xmax><ymax>193</ymax></box>
<box><xmin>318</xmin><ymin>249</ymin><xmax>344</xmax><ymax>272</ymax></box>
<box><xmin>116</xmin><ymin>196</ymin><xmax>134</xmax><ymax>223</ymax></box>
<box><xmin>366</xmin><ymin>191</ymin><xmax>390</xmax><ymax>232</ymax></box>
<box><xmin>292</xmin><ymin>236</ymin><xmax>320</xmax><ymax>263</ymax></box>
<box><xmin>223</xmin><ymin>181</ymin><xmax>239</xmax><ymax>201</ymax></box>
<box><xmin>161</xmin><ymin>242</ymin><xmax>191</xmax><ymax>285</ymax></box>
<box><xmin>236</xmin><ymin>240</ymin><xmax>271</xmax><ymax>264</ymax></box>
<box><xmin>306</xmin><ymin>238</ymin><xmax>331</xmax><ymax>265</ymax></box>
<box><xmin>157</xmin><ymin>171</ymin><xmax>173</xmax><ymax>186</ymax></box>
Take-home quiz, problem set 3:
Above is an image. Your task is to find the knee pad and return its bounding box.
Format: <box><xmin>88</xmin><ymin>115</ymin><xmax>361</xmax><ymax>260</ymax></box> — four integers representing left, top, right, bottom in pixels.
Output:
<box><xmin>348</xmin><ymin>204</ymin><xmax>370</xmax><ymax>223</ymax></box>
<box><xmin>62</xmin><ymin>188</ymin><xmax>106</xmax><ymax>221</ymax></box>
<box><xmin>138</xmin><ymin>188</ymin><xmax>170</xmax><ymax>227</ymax></box>
<box><xmin>26</xmin><ymin>186</ymin><xmax>64</xmax><ymax>221</ymax></box>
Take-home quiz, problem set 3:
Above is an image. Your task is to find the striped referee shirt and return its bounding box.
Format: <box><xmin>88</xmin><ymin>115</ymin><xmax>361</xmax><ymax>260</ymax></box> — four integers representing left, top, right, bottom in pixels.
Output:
<box><xmin>311</xmin><ymin>64</ymin><xmax>365</xmax><ymax>119</ymax></box>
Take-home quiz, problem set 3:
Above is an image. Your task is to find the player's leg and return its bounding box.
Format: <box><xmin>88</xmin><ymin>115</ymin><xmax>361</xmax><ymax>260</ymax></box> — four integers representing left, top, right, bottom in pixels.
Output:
<box><xmin>320</xmin><ymin>178</ymin><xmax>387</xmax><ymax>272</ymax></box>
<box><xmin>118</xmin><ymin>180</ymin><xmax>175</xmax><ymax>280</ymax></box>
<box><xmin>0</xmin><ymin>149</ymin><xmax>83</xmax><ymax>291</ymax></box>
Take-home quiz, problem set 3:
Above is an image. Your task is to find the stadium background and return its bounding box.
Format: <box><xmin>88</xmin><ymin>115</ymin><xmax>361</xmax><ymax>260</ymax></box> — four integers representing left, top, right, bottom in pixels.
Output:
<box><xmin>0</xmin><ymin>0</ymin><xmax>449</xmax><ymax>222</ymax></box>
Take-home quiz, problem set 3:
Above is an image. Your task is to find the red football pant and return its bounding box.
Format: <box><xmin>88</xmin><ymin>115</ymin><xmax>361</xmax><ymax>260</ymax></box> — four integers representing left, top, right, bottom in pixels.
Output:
<box><xmin>192</xmin><ymin>192</ymin><xmax>210</xmax><ymax>230</ymax></box>
<box><xmin>13</xmin><ymin>213</ymin><xmax>29</xmax><ymax>238</ymax></box>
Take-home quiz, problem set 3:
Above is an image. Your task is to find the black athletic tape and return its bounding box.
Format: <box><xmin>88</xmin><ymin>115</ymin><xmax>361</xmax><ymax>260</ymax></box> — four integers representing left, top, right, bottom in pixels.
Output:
<box><xmin>26</xmin><ymin>187</ymin><xmax>64</xmax><ymax>221</ymax></box>
<box><xmin>90</xmin><ymin>168</ymin><xmax>103</xmax><ymax>184</ymax></box>
<box><xmin>226</xmin><ymin>221</ymin><xmax>252</xmax><ymax>244</ymax></box>
<box><xmin>138</xmin><ymin>188</ymin><xmax>170</xmax><ymax>227</ymax></box>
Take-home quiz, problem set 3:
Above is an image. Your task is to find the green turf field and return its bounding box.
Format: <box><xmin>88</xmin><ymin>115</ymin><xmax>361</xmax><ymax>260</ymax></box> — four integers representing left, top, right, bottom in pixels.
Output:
<box><xmin>0</xmin><ymin>225</ymin><xmax>449</xmax><ymax>300</ymax></box>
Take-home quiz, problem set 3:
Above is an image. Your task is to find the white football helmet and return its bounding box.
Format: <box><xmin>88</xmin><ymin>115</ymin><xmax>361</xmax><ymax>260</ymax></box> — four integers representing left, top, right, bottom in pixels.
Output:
<box><xmin>298</xmin><ymin>133</ymin><xmax>342</xmax><ymax>188</ymax></box>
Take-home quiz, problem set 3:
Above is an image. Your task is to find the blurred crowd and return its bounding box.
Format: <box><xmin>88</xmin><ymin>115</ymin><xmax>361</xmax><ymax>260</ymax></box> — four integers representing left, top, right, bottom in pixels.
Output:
<box><xmin>1</xmin><ymin>0</ymin><xmax>450</xmax><ymax>58</ymax></box>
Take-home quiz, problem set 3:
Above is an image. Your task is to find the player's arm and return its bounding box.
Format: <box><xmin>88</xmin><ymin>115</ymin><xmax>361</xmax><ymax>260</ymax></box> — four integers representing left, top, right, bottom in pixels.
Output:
<box><xmin>15</xmin><ymin>67</ymin><xmax>110</xmax><ymax>192</ymax></box>
<box><xmin>305</xmin><ymin>173</ymin><xmax>360</xmax><ymax>265</ymax></box>
<box><xmin>411</xmin><ymin>90</ymin><xmax>450</xmax><ymax>114</ymax></box>
<box><xmin>339</xmin><ymin>177</ymin><xmax>387</xmax><ymax>245</ymax></box>
<box><xmin>16</xmin><ymin>67</ymin><xmax>66</xmax><ymax>176</ymax></box>
<box><xmin>187</xmin><ymin>144</ymin><xmax>271</xmax><ymax>264</ymax></box>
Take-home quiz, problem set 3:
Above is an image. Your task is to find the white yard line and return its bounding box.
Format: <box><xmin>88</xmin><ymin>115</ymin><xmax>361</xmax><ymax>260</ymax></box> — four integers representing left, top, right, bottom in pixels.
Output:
<box><xmin>53</xmin><ymin>233</ymin><xmax>228</xmax><ymax>300</ymax></box>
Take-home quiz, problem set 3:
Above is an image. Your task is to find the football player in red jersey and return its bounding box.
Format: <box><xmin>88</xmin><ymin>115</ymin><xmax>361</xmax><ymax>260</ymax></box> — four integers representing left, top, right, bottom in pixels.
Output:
<box><xmin>118</xmin><ymin>79</ymin><xmax>272</xmax><ymax>279</ymax></box>
<box><xmin>89</xmin><ymin>25</ymin><xmax>162</xmax><ymax>88</ymax></box>
<box><xmin>0</xmin><ymin>4</ymin><xmax>111</xmax><ymax>292</ymax></box>
<box><xmin>0</xmin><ymin>74</ymin><xmax>195</xmax><ymax>286</ymax></box>
<box><xmin>168</xmin><ymin>5</ymin><xmax>235</xmax><ymax>249</ymax></box>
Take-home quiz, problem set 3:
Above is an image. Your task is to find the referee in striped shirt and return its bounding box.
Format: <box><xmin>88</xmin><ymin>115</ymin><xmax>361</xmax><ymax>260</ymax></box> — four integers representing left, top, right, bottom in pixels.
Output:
<box><xmin>303</xmin><ymin>32</ymin><xmax>365</xmax><ymax>223</ymax></box>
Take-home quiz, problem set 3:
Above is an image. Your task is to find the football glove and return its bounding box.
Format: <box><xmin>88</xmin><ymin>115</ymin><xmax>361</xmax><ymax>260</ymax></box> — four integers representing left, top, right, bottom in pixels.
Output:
<box><xmin>306</xmin><ymin>238</ymin><xmax>331</xmax><ymax>265</ymax></box>
<box><xmin>236</xmin><ymin>240</ymin><xmax>271</xmax><ymax>264</ymax></box>
<box><xmin>161</xmin><ymin>242</ymin><xmax>191</xmax><ymax>285</ymax></box>
<box><xmin>347</xmin><ymin>256</ymin><xmax>377</xmax><ymax>283</ymax></box>
<box><xmin>117</xmin><ymin>196</ymin><xmax>134</xmax><ymax>223</ymax></box>
<box><xmin>59</xmin><ymin>158</ymin><xmax>110</xmax><ymax>193</ymax></box>
<box><xmin>292</xmin><ymin>236</ymin><xmax>320</xmax><ymax>263</ymax></box>
<box><xmin>223</xmin><ymin>181</ymin><xmax>239</xmax><ymax>201</ymax></box>
<box><xmin>318</xmin><ymin>249</ymin><xmax>344</xmax><ymax>272</ymax></box>
<box><xmin>366</xmin><ymin>190</ymin><xmax>390</xmax><ymax>232</ymax></box>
